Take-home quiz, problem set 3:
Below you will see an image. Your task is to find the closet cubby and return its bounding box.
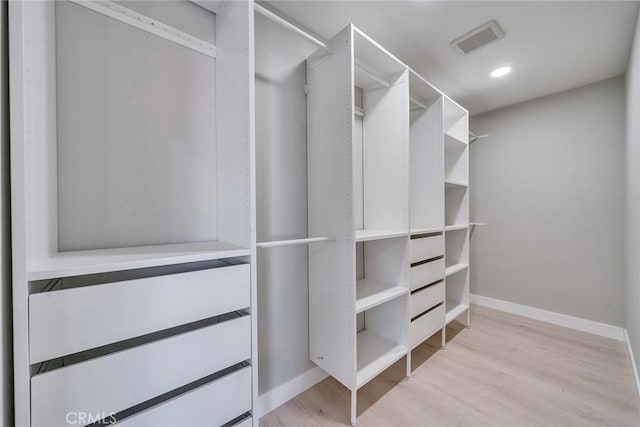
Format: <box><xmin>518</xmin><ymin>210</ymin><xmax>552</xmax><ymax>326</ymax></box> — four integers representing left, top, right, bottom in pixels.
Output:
<box><xmin>10</xmin><ymin>1</ymin><xmax>257</xmax><ymax>425</ymax></box>
<box><xmin>445</xmin><ymin>146</ymin><xmax>469</xmax><ymax>186</ymax></box>
<box><xmin>445</xmin><ymin>268</ymin><xmax>469</xmax><ymax>325</ymax></box>
<box><xmin>445</xmin><ymin>228</ymin><xmax>469</xmax><ymax>274</ymax></box>
<box><xmin>356</xmin><ymin>296</ymin><xmax>409</xmax><ymax>387</ymax></box>
<box><xmin>443</xmin><ymin>97</ymin><xmax>468</xmax><ymax>144</ymax></box>
<box><xmin>355</xmin><ymin>238</ymin><xmax>409</xmax><ymax>313</ymax></box>
<box><xmin>445</xmin><ymin>185</ymin><xmax>469</xmax><ymax>227</ymax></box>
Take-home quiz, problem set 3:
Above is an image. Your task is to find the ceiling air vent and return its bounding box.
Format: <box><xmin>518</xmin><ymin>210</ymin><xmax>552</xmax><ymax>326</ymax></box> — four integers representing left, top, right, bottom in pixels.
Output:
<box><xmin>451</xmin><ymin>20</ymin><xmax>504</xmax><ymax>55</ymax></box>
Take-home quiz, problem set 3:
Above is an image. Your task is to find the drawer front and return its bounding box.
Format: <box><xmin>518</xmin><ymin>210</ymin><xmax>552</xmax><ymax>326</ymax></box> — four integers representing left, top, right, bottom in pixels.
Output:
<box><xmin>31</xmin><ymin>315</ymin><xmax>251</xmax><ymax>427</ymax></box>
<box><xmin>410</xmin><ymin>304</ymin><xmax>444</xmax><ymax>348</ymax></box>
<box><xmin>118</xmin><ymin>367</ymin><xmax>252</xmax><ymax>427</ymax></box>
<box><xmin>410</xmin><ymin>281</ymin><xmax>444</xmax><ymax>319</ymax></box>
<box><xmin>410</xmin><ymin>235</ymin><xmax>444</xmax><ymax>264</ymax></box>
<box><xmin>29</xmin><ymin>264</ymin><xmax>250</xmax><ymax>363</ymax></box>
<box><xmin>410</xmin><ymin>258</ymin><xmax>444</xmax><ymax>291</ymax></box>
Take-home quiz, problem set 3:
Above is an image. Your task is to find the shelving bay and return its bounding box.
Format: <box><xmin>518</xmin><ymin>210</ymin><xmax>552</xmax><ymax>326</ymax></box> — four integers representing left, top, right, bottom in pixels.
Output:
<box><xmin>307</xmin><ymin>23</ymin><xmax>410</xmax><ymax>426</ymax></box>
<box><xmin>443</xmin><ymin>97</ymin><xmax>470</xmax><ymax>333</ymax></box>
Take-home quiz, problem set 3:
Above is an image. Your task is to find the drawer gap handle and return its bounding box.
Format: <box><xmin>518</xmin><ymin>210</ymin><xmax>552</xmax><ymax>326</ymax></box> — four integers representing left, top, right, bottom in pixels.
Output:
<box><xmin>411</xmin><ymin>255</ymin><xmax>444</xmax><ymax>268</ymax></box>
<box><xmin>411</xmin><ymin>302</ymin><xmax>444</xmax><ymax>322</ymax></box>
<box><xmin>410</xmin><ymin>279</ymin><xmax>444</xmax><ymax>294</ymax></box>
<box><xmin>31</xmin><ymin>311</ymin><xmax>250</xmax><ymax>375</ymax></box>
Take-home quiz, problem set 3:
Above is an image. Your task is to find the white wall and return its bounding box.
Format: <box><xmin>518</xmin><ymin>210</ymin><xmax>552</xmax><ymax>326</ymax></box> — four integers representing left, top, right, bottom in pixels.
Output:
<box><xmin>254</xmin><ymin>13</ymin><xmax>319</xmax><ymax>395</ymax></box>
<box><xmin>470</xmin><ymin>77</ymin><xmax>626</xmax><ymax>326</ymax></box>
<box><xmin>626</xmin><ymin>10</ymin><xmax>640</xmax><ymax>376</ymax></box>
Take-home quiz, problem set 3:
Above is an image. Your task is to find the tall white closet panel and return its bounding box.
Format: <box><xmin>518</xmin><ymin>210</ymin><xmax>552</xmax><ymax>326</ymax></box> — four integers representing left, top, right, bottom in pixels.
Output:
<box><xmin>9</xmin><ymin>1</ymin><xmax>257</xmax><ymax>425</ymax></box>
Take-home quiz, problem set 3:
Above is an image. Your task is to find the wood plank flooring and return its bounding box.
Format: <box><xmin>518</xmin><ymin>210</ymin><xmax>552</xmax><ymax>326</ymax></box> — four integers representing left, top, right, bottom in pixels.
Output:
<box><xmin>260</xmin><ymin>305</ymin><xmax>639</xmax><ymax>426</ymax></box>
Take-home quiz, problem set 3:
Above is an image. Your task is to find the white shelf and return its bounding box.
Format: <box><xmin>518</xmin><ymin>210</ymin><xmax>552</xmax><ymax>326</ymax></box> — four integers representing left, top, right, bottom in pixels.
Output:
<box><xmin>444</xmin><ymin>224</ymin><xmax>468</xmax><ymax>232</ymax></box>
<box><xmin>356</xmin><ymin>279</ymin><xmax>407</xmax><ymax>314</ymax></box>
<box><xmin>445</xmin><ymin>263</ymin><xmax>468</xmax><ymax>277</ymax></box>
<box><xmin>27</xmin><ymin>241</ymin><xmax>250</xmax><ymax>281</ymax></box>
<box><xmin>444</xmin><ymin>133</ymin><xmax>466</xmax><ymax>149</ymax></box>
<box><xmin>356</xmin><ymin>330</ymin><xmax>407</xmax><ymax>388</ymax></box>
<box><xmin>445</xmin><ymin>180</ymin><xmax>468</xmax><ymax>189</ymax></box>
<box><xmin>355</xmin><ymin>229</ymin><xmax>407</xmax><ymax>242</ymax></box>
<box><xmin>445</xmin><ymin>303</ymin><xmax>468</xmax><ymax>325</ymax></box>
<box><xmin>470</xmin><ymin>222</ymin><xmax>487</xmax><ymax>226</ymax></box>
<box><xmin>410</xmin><ymin>227</ymin><xmax>443</xmax><ymax>236</ymax></box>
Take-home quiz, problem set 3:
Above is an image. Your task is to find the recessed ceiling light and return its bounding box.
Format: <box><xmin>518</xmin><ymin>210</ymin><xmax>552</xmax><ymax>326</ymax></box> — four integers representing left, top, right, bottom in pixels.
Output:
<box><xmin>491</xmin><ymin>66</ymin><xmax>511</xmax><ymax>78</ymax></box>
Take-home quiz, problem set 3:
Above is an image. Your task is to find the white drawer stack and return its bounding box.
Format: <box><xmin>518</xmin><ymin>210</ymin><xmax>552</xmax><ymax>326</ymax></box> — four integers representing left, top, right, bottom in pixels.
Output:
<box><xmin>28</xmin><ymin>262</ymin><xmax>253</xmax><ymax>427</ymax></box>
<box><xmin>409</xmin><ymin>234</ymin><xmax>446</xmax><ymax>348</ymax></box>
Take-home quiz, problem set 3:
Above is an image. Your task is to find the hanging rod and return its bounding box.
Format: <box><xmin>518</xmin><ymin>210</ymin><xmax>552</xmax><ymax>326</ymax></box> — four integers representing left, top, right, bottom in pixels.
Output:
<box><xmin>256</xmin><ymin>236</ymin><xmax>335</xmax><ymax>249</ymax></box>
<box><xmin>469</xmin><ymin>131</ymin><xmax>489</xmax><ymax>144</ymax></box>
<box><xmin>410</xmin><ymin>97</ymin><xmax>427</xmax><ymax>110</ymax></box>
<box><xmin>355</xmin><ymin>63</ymin><xmax>390</xmax><ymax>88</ymax></box>
<box><xmin>254</xmin><ymin>3</ymin><xmax>329</xmax><ymax>51</ymax></box>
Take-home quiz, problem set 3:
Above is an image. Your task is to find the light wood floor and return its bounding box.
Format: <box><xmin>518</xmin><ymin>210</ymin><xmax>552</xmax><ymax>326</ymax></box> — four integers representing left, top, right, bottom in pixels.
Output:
<box><xmin>260</xmin><ymin>305</ymin><xmax>640</xmax><ymax>426</ymax></box>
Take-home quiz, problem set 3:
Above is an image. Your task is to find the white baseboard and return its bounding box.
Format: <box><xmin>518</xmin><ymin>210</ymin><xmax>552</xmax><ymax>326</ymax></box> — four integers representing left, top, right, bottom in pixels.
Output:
<box><xmin>257</xmin><ymin>366</ymin><xmax>328</xmax><ymax>418</ymax></box>
<box><xmin>470</xmin><ymin>294</ymin><xmax>625</xmax><ymax>341</ymax></box>
<box><xmin>624</xmin><ymin>329</ymin><xmax>640</xmax><ymax>398</ymax></box>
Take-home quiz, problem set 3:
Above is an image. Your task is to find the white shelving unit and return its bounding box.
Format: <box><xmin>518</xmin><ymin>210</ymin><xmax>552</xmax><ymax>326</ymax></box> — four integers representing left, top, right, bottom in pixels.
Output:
<box><xmin>9</xmin><ymin>1</ymin><xmax>257</xmax><ymax>425</ymax></box>
<box><xmin>306</xmin><ymin>22</ymin><xmax>471</xmax><ymax>422</ymax></box>
<box><xmin>307</xmin><ymin>24</ymin><xmax>410</xmax><ymax>426</ymax></box>
<box><xmin>443</xmin><ymin>96</ymin><xmax>471</xmax><ymax>332</ymax></box>
<box><xmin>8</xmin><ymin>1</ymin><xmax>472</xmax><ymax>424</ymax></box>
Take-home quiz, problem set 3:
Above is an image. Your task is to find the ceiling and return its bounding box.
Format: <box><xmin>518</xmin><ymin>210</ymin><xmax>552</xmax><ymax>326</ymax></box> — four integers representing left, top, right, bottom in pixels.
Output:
<box><xmin>265</xmin><ymin>0</ymin><xmax>640</xmax><ymax>115</ymax></box>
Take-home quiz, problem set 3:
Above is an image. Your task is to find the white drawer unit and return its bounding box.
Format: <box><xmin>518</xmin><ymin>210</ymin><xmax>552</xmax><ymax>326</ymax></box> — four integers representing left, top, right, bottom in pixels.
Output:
<box><xmin>410</xmin><ymin>258</ymin><xmax>445</xmax><ymax>291</ymax></box>
<box><xmin>31</xmin><ymin>315</ymin><xmax>251</xmax><ymax>427</ymax></box>
<box><xmin>10</xmin><ymin>1</ymin><xmax>258</xmax><ymax>425</ymax></box>
<box><xmin>410</xmin><ymin>304</ymin><xmax>445</xmax><ymax>349</ymax></box>
<box><xmin>410</xmin><ymin>281</ymin><xmax>444</xmax><ymax>319</ymax></box>
<box><xmin>410</xmin><ymin>234</ymin><xmax>444</xmax><ymax>264</ymax></box>
<box><xmin>29</xmin><ymin>264</ymin><xmax>251</xmax><ymax>363</ymax></box>
<box><xmin>117</xmin><ymin>367</ymin><xmax>252</xmax><ymax>427</ymax></box>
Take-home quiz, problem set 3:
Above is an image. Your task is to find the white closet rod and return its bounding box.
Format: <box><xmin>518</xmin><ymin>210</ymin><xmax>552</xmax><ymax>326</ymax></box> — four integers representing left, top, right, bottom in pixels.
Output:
<box><xmin>410</xmin><ymin>97</ymin><xmax>427</xmax><ymax>110</ymax></box>
<box><xmin>256</xmin><ymin>237</ymin><xmax>335</xmax><ymax>249</ymax></box>
<box><xmin>254</xmin><ymin>3</ymin><xmax>329</xmax><ymax>51</ymax></box>
<box><xmin>355</xmin><ymin>63</ymin><xmax>391</xmax><ymax>88</ymax></box>
<box><xmin>469</xmin><ymin>131</ymin><xmax>489</xmax><ymax>144</ymax></box>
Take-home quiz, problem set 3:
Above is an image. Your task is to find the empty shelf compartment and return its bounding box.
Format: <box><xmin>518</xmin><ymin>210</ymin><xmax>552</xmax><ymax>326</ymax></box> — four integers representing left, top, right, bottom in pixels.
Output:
<box><xmin>356</xmin><ymin>279</ymin><xmax>407</xmax><ymax>313</ymax></box>
<box><xmin>356</xmin><ymin>330</ymin><xmax>407</xmax><ymax>388</ymax></box>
